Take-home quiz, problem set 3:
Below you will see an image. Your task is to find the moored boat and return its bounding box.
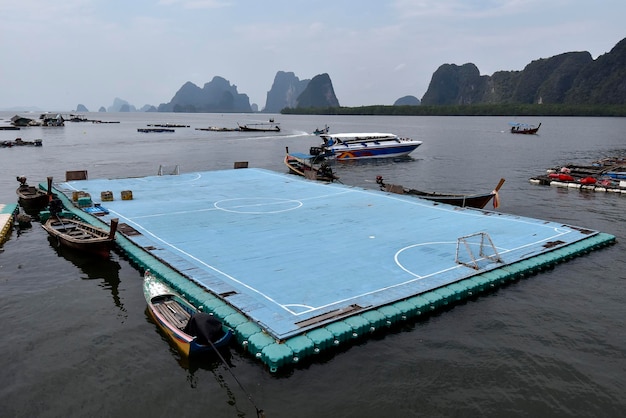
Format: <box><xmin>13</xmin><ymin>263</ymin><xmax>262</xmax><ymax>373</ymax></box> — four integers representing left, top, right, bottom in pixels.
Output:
<box><xmin>311</xmin><ymin>132</ymin><xmax>422</xmax><ymax>160</ymax></box>
<box><xmin>137</xmin><ymin>128</ymin><xmax>175</xmax><ymax>133</ymax></box>
<box><xmin>42</xmin><ymin>215</ymin><xmax>119</xmax><ymax>256</ymax></box>
<box><xmin>195</xmin><ymin>126</ymin><xmax>240</xmax><ymax>132</ymax></box>
<box><xmin>143</xmin><ymin>270</ymin><xmax>233</xmax><ymax>357</ymax></box>
<box><xmin>284</xmin><ymin>147</ymin><xmax>338</xmax><ymax>182</ymax></box>
<box><xmin>4</xmin><ymin>138</ymin><xmax>43</xmax><ymax>147</ymax></box>
<box><xmin>16</xmin><ymin>176</ymin><xmax>51</xmax><ymax>214</ymax></box>
<box><xmin>376</xmin><ymin>176</ymin><xmax>505</xmax><ymax>209</ymax></box>
<box><xmin>147</xmin><ymin>123</ymin><xmax>190</xmax><ymax>128</ymax></box>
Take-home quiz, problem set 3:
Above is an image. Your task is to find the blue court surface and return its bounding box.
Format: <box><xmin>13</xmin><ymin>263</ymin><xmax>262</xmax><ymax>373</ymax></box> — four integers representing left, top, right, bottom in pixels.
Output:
<box><xmin>53</xmin><ymin>168</ymin><xmax>610</xmax><ymax>341</ymax></box>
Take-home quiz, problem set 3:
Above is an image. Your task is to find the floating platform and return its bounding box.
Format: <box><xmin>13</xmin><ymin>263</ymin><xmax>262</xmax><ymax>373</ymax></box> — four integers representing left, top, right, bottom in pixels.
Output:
<box><xmin>0</xmin><ymin>203</ymin><xmax>18</xmax><ymax>245</ymax></box>
<box><xmin>137</xmin><ymin>128</ymin><xmax>175</xmax><ymax>133</ymax></box>
<box><xmin>46</xmin><ymin>169</ymin><xmax>615</xmax><ymax>372</ymax></box>
<box><xmin>530</xmin><ymin>175</ymin><xmax>626</xmax><ymax>194</ymax></box>
<box><xmin>530</xmin><ymin>158</ymin><xmax>626</xmax><ymax>194</ymax></box>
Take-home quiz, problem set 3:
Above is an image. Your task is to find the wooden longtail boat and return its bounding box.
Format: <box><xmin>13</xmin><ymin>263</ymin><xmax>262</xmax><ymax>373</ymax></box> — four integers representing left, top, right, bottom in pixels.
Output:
<box><xmin>137</xmin><ymin>128</ymin><xmax>175</xmax><ymax>133</ymax></box>
<box><xmin>313</xmin><ymin>125</ymin><xmax>329</xmax><ymax>135</ymax></box>
<box><xmin>509</xmin><ymin>122</ymin><xmax>541</xmax><ymax>134</ymax></box>
<box><xmin>376</xmin><ymin>177</ymin><xmax>505</xmax><ymax>209</ymax></box>
<box><xmin>16</xmin><ymin>176</ymin><xmax>52</xmax><ymax>215</ymax></box>
<box><xmin>42</xmin><ymin>217</ymin><xmax>118</xmax><ymax>256</ymax></box>
<box><xmin>143</xmin><ymin>271</ymin><xmax>233</xmax><ymax>357</ymax></box>
<box><xmin>195</xmin><ymin>126</ymin><xmax>239</xmax><ymax>132</ymax></box>
<box><xmin>3</xmin><ymin>138</ymin><xmax>42</xmax><ymax>147</ymax></box>
<box><xmin>284</xmin><ymin>147</ymin><xmax>339</xmax><ymax>182</ymax></box>
<box><xmin>237</xmin><ymin>122</ymin><xmax>280</xmax><ymax>132</ymax></box>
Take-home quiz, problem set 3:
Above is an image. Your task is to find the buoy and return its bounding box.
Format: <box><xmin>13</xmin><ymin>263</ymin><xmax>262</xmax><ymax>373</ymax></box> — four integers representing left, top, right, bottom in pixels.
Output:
<box><xmin>580</xmin><ymin>176</ymin><xmax>597</xmax><ymax>184</ymax></box>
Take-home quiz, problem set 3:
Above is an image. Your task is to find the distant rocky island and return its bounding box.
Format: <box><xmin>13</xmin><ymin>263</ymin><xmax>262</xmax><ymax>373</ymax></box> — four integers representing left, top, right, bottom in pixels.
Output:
<box><xmin>394</xmin><ymin>96</ymin><xmax>421</xmax><ymax>106</ymax></box>
<box><xmin>74</xmin><ymin>36</ymin><xmax>624</xmax><ymax>114</ymax></box>
<box><xmin>75</xmin><ymin>98</ymin><xmax>156</xmax><ymax>113</ymax></box>
<box><xmin>157</xmin><ymin>76</ymin><xmax>253</xmax><ymax>113</ymax></box>
<box><xmin>153</xmin><ymin>72</ymin><xmax>340</xmax><ymax>113</ymax></box>
<box><xmin>78</xmin><ymin>72</ymin><xmax>340</xmax><ymax>114</ymax></box>
<box><xmin>263</xmin><ymin>71</ymin><xmax>310</xmax><ymax>113</ymax></box>
<box><xmin>422</xmin><ymin>37</ymin><xmax>626</xmax><ymax>106</ymax></box>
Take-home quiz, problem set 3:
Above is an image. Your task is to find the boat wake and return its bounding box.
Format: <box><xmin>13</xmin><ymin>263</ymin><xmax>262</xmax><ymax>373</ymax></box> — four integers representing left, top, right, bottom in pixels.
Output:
<box><xmin>237</xmin><ymin>132</ymin><xmax>311</xmax><ymax>141</ymax></box>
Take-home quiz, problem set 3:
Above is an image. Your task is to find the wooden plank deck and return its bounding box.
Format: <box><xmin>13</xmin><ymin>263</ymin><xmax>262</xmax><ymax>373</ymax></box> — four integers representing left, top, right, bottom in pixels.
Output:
<box><xmin>153</xmin><ymin>300</ymin><xmax>191</xmax><ymax>330</ymax></box>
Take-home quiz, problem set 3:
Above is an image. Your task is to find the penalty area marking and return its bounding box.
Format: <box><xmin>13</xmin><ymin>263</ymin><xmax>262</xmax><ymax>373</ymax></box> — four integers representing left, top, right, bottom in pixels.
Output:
<box><xmin>395</xmin><ymin>241</ymin><xmax>510</xmax><ymax>279</ymax></box>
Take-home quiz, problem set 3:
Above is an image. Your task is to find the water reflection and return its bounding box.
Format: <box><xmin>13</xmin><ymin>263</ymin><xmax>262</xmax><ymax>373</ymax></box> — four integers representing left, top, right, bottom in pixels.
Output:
<box><xmin>143</xmin><ymin>308</ymin><xmax>234</xmax><ymax>374</ymax></box>
<box><xmin>47</xmin><ymin>237</ymin><xmax>124</xmax><ymax>312</ymax></box>
<box><xmin>143</xmin><ymin>308</ymin><xmax>251</xmax><ymax>413</ymax></box>
<box><xmin>15</xmin><ymin>210</ymin><xmax>33</xmax><ymax>233</ymax></box>
<box><xmin>184</xmin><ymin>348</ymin><xmax>258</xmax><ymax>416</ymax></box>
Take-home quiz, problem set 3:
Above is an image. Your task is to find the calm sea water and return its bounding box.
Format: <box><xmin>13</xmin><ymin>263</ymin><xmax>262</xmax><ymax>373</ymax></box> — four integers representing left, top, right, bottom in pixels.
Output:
<box><xmin>1</xmin><ymin>112</ymin><xmax>625</xmax><ymax>417</ymax></box>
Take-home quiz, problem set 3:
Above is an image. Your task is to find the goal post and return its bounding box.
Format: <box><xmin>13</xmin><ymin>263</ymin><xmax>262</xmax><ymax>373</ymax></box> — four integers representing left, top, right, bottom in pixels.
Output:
<box><xmin>157</xmin><ymin>164</ymin><xmax>180</xmax><ymax>176</ymax></box>
<box><xmin>455</xmin><ymin>232</ymin><xmax>502</xmax><ymax>270</ymax></box>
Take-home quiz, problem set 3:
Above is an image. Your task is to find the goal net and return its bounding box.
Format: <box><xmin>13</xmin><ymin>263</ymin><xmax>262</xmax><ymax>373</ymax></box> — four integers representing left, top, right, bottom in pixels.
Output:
<box><xmin>157</xmin><ymin>164</ymin><xmax>180</xmax><ymax>176</ymax></box>
<box><xmin>455</xmin><ymin>232</ymin><xmax>502</xmax><ymax>270</ymax></box>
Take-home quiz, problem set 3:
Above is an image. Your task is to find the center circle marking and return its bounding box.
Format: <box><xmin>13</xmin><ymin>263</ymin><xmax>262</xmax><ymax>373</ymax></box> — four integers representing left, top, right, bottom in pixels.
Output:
<box><xmin>214</xmin><ymin>197</ymin><xmax>302</xmax><ymax>214</ymax></box>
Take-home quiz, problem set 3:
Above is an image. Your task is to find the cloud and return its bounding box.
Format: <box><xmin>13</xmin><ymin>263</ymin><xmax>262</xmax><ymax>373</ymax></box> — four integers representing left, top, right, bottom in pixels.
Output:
<box><xmin>0</xmin><ymin>0</ymin><xmax>623</xmax><ymax>109</ymax></box>
<box><xmin>158</xmin><ymin>0</ymin><xmax>232</xmax><ymax>9</ymax></box>
<box><xmin>394</xmin><ymin>64</ymin><xmax>407</xmax><ymax>72</ymax></box>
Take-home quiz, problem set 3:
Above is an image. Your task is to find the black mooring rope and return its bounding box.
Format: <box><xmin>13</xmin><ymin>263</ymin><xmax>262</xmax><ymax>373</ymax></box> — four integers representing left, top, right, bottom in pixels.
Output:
<box><xmin>207</xmin><ymin>339</ymin><xmax>265</xmax><ymax>417</ymax></box>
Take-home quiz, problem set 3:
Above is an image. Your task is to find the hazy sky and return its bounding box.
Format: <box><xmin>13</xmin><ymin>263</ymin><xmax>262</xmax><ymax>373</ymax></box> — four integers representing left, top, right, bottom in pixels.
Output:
<box><xmin>1</xmin><ymin>0</ymin><xmax>624</xmax><ymax>111</ymax></box>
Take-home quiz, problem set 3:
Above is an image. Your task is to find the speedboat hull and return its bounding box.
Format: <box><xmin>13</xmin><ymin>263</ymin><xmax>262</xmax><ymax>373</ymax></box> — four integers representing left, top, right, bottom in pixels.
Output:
<box><xmin>315</xmin><ymin>132</ymin><xmax>422</xmax><ymax>160</ymax></box>
<box><xmin>328</xmin><ymin>143</ymin><xmax>421</xmax><ymax>160</ymax></box>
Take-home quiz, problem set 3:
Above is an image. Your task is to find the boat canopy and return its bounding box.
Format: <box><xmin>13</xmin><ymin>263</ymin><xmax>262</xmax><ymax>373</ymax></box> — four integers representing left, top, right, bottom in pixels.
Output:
<box><xmin>321</xmin><ymin>133</ymin><xmax>396</xmax><ymax>140</ymax></box>
<box><xmin>289</xmin><ymin>152</ymin><xmax>317</xmax><ymax>160</ymax></box>
<box><xmin>508</xmin><ymin>122</ymin><xmax>537</xmax><ymax>128</ymax></box>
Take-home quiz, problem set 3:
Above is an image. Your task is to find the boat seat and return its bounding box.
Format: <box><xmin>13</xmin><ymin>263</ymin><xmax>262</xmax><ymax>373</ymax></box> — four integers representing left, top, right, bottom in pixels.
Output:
<box><xmin>155</xmin><ymin>300</ymin><xmax>191</xmax><ymax>329</ymax></box>
<box><xmin>52</xmin><ymin>223</ymin><xmax>77</xmax><ymax>230</ymax></box>
<box><xmin>68</xmin><ymin>231</ymin><xmax>90</xmax><ymax>238</ymax></box>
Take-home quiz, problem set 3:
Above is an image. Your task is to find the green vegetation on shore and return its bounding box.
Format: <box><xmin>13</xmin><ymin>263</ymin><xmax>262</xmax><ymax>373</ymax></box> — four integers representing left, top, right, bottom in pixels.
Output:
<box><xmin>281</xmin><ymin>104</ymin><xmax>626</xmax><ymax>117</ymax></box>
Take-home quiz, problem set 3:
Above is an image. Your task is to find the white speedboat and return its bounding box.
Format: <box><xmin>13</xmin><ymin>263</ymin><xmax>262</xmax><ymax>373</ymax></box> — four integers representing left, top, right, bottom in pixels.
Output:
<box><xmin>310</xmin><ymin>132</ymin><xmax>422</xmax><ymax>160</ymax></box>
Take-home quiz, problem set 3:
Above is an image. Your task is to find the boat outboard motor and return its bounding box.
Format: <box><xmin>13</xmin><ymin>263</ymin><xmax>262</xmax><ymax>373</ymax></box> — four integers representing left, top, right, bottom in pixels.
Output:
<box><xmin>309</xmin><ymin>146</ymin><xmax>323</xmax><ymax>156</ymax></box>
<box><xmin>317</xmin><ymin>162</ymin><xmax>334</xmax><ymax>179</ymax></box>
<box><xmin>376</xmin><ymin>176</ymin><xmax>386</xmax><ymax>190</ymax></box>
<box><xmin>49</xmin><ymin>198</ymin><xmax>64</xmax><ymax>216</ymax></box>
